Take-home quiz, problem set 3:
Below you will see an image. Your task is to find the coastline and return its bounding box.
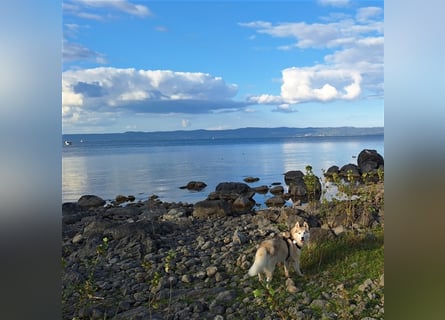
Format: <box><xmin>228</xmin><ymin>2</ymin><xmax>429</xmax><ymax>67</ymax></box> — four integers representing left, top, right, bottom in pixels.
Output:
<box><xmin>62</xmin><ymin>150</ymin><xmax>384</xmax><ymax>319</ymax></box>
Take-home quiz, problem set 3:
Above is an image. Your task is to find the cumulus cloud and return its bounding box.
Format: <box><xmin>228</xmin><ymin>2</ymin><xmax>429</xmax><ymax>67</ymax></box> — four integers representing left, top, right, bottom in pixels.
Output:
<box><xmin>240</xmin><ymin>6</ymin><xmax>383</xmax><ymax>105</ymax></box>
<box><xmin>62</xmin><ymin>67</ymin><xmax>245</xmax><ymax>124</ymax></box>
<box><xmin>249</xmin><ymin>67</ymin><xmax>362</xmax><ymax>105</ymax></box>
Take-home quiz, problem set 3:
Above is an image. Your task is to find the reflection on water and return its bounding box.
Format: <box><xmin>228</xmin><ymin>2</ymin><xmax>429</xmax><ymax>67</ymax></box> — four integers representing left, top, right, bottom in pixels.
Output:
<box><xmin>62</xmin><ymin>137</ymin><xmax>384</xmax><ymax>204</ymax></box>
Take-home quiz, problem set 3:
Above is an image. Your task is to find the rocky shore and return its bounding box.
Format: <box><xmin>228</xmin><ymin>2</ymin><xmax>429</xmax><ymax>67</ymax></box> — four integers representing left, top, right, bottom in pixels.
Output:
<box><xmin>62</xmin><ymin>149</ymin><xmax>384</xmax><ymax>320</ymax></box>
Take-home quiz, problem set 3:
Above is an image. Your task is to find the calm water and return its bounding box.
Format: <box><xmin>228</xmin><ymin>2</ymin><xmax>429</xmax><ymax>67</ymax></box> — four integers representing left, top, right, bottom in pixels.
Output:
<box><xmin>62</xmin><ymin>134</ymin><xmax>384</xmax><ymax>205</ymax></box>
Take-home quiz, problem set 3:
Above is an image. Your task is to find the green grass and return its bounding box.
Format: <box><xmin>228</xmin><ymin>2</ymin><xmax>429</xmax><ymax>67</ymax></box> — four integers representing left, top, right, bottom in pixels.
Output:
<box><xmin>302</xmin><ymin>228</ymin><xmax>384</xmax><ymax>278</ymax></box>
<box><xmin>250</xmin><ymin>227</ymin><xmax>384</xmax><ymax>319</ymax></box>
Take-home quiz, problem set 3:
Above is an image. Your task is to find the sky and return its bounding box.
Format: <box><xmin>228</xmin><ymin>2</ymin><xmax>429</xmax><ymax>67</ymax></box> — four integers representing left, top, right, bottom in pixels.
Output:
<box><xmin>62</xmin><ymin>0</ymin><xmax>384</xmax><ymax>134</ymax></box>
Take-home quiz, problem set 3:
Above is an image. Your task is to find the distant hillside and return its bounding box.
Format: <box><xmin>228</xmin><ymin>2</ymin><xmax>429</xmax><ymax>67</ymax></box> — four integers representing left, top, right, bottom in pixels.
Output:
<box><xmin>122</xmin><ymin>126</ymin><xmax>384</xmax><ymax>140</ymax></box>
<box><xmin>63</xmin><ymin>127</ymin><xmax>384</xmax><ymax>141</ymax></box>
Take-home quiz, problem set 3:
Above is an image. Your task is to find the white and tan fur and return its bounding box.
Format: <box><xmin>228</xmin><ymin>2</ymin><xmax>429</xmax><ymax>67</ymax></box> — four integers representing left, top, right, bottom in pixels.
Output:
<box><xmin>248</xmin><ymin>221</ymin><xmax>310</xmax><ymax>282</ymax></box>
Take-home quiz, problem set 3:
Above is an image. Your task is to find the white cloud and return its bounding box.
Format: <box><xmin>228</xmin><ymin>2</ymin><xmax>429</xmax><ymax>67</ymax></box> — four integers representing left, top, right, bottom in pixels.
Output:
<box><xmin>317</xmin><ymin>0</ymin><xmax>350</xmax><ymax>7</ymax></box>
<box><xmin>356</xmin><ymin>7</ymin><xmax>383</xmax><ymax>22</ymax></box>
<box><xmin>240</xmin><ymin>6</ymin><xmax>383</xmax><ymax>105</ymax></box>
<box><xmin>249</xmin><ymin>67</ymin><xmax>362</xmax><ymax>105</ymax></box>
<box><xmin>62</xmin><ymin>67</ymin><xmax>245</xmax><ymax>126</ymax></box>
<box><xmin>63</xmin><ymin>39</ymin><xmax>107</xmax><ymax>64</ymax></box>
<box><xmin>64</xmin><ymin>0</ymin><xmax>151</xmax><ymax>19</ymax></box>
<box><xmin>272</xmin><ymin>104</ymin><xmax>298</xmax><ymax>113</ymax></box>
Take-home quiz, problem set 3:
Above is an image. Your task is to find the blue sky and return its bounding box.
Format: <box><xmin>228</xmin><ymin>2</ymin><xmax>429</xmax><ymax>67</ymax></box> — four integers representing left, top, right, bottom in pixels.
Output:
<box><xmin>62</xmin><ymin>0</ymin><xmax>384</xmax><ymax>133</ymax></box>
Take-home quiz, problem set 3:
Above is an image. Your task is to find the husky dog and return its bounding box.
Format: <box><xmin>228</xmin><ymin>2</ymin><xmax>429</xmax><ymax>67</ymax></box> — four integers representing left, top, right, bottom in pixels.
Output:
<box><xmin>248</xmin><ymin>221</ymin><xmax>310</xmax><ymax>282</ymax></box>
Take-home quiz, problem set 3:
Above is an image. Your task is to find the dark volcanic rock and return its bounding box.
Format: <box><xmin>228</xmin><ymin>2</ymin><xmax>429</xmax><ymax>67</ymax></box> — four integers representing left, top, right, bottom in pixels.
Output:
<box><xmin>78</xmin><ymin>195</ymin><xmax>105</xmax><ymax>208</ymax></box>
<box><xmin>180</xmin><ymin>181</ymin><xmax>207</xmax><ymax>191</ymax></box>
<box><xmin>324</xmin><ymin>165</ymin><xmax>340</xmax><ymax>181</ymax></box>
<box><xmin>265</xmin><ymin>196</ymin><xmax>286</xmax><ymax>207</ymax></box>
<box><xmin>284</xmin><ymin>170</ymin><xmax>305</xmax><ymax>185</ymax></box>
<box><xmin>270</xmin><ymin>185</ymin><xmax>284</xmax><ymax>195</ymax></box>
<box><xmin>193</xmin><ymin>200</ymin><xmax>231</xmax><ymax>218</ymax></box>
<box><xmin>232</xmin><ymin>196</ymin><xmax>256</xmax><ymax>214</ymax></box>
<box><xmin>253</xmin><ymin>185</ymin><xmax>269</xmax><ymax>194</ymax></box>
<box><xmin>215</xmin><ymin>182</ymin><xmax>252</xmax><ymax>199</ymax></box>
<box><xmin>243</xmin><ymin>176</ymin><xmax>260</xmax><ymax>183</ymax></box>
<box><xmin>339</xmin><ymin>163</ymin><xmax>361</xmax><ymax>180</ymax></box>
<box><xmin>357</xmin><ymin>149</ymin><xmax>384</xmax><ymax>172</ymax></box>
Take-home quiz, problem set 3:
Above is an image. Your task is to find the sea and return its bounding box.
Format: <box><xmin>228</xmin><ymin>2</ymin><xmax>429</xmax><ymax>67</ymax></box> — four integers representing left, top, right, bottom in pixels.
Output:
<box><xmin>62</xmin><ymin>132</ymin><xmax>384</xmax><ymax>206</ymax></box>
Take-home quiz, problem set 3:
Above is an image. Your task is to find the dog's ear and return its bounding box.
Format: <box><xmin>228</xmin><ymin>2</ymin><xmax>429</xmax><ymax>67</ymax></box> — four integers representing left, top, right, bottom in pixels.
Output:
<box><xmin>295</xmin><ymin>221</ymin><xmax>300</xmax><ymax>228</ymax></box>
<box><xmin>303</xmin><ymin>221</ymin><xmax>309</xmax><ymax>230</ymax></box>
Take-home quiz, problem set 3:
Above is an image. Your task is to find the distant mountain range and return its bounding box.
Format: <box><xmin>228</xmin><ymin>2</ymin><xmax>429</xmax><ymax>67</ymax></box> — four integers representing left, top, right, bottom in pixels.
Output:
<box><xmin>120</xmin><ymin>126</ymin><xmax>384</xmax><ymax>140</ymax></box>
<box><xmin>63</xmin><ymin>127</ymin><xmax>384</xmax><ymax>141</ymax></box>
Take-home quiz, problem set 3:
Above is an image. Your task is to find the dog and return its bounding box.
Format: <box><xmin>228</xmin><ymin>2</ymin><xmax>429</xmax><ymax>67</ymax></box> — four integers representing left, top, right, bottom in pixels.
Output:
<box><xmin>248</xmin><ymin>221</ymin><xmax>310</xmax><ymax>282</ymax></box>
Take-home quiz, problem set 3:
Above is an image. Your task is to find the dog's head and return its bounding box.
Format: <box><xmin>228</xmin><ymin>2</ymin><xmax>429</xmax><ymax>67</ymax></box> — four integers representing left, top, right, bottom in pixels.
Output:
<box><xmin>290</xmin><ymin>221</ymin><xmax>310</xmax><ymax>248</ymax></box>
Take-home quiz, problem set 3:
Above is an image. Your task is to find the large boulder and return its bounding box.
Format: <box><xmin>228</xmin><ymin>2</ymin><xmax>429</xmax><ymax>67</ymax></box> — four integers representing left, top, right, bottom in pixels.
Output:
<box><xmin>232</xmin><ymin>196</ymin><xmax>256</xmax><ymax>214</ymax></box>
<box><xmin>77</xmin><ymin>195</ymin><xmax>105</xmax><ymax>208</ymax></box>
<box><xmin>265</xmin><ymin>196</ymin><xmax>286</xmax><ymax>208</ymax></box>
<box><xmin>284</xmin><ymin>170</ymin><xmax>305</xmax><ymax>186</ymax></box>
<box><xmin>339</xmin><ymin>164</ymin><xmax>361</xmax><ymax>181</ymax></box>
<box><xmin>284</xmin><ymin>170</ymin><xmax>322</xmax><ymax>202</ymax></box>
<box><xmin>192</xmin><ymin>200</ymin><xmax>231</xmax><ymax>218</ymax></box>
<box><xmin>323</xmin><ymin>165</ymin><xmax>340</xmax><ymax>181</ymax></box>
<box><xmin>208</xmin><ymin>182</ymin><xmax>256</xmax><ymax>213</ymax></box>
<box><xmin>215</xmin><ymin>182</ymin><xmax>252</xmax><ymax>199</ymax></box>
<box><xmin>357</xmin><ymin>149</ymin><xmax>384</xmax><ymax>182</ymax></box>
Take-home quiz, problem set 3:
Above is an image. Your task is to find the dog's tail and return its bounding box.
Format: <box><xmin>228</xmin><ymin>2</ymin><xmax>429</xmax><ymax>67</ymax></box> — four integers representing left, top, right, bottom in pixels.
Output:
<box><xmin>248</xmin><ymin>247</ymin><xmax>268</xmax><ymax>277</ymax></box>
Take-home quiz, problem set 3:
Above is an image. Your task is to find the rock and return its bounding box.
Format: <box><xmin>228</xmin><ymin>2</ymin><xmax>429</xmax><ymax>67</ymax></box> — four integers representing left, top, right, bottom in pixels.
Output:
<box><xmin>161</xmin><ymin>208</ymin><xmax>187</xmax><ymax>221</ymax></box>
<box><xmin>101</xmin><ymin>206</ymin><xmax>142</xmax><ymax>219</ymax></box>
<box><xmin>181</xmin><ymin>274</ymin><xmax>193</xmax><ymax>283</ymax></box>
<box><xmin>288</xmin><ymin>183</ymin><xmax>307</xmax><ymax>197</ymax></box>
<box><xmin>206</xmin><ymin>266</ymin><xmax>218</xmax><ymax>277</ymax></box>
<box><xmin>332</xmin><ymin>225</ymin><xmax>345</xmax><ymax>236</ymax></box>
<box><xmin>357</xmin><ymin>149</ymin><xmax>384</xmax><ymax>173</ymax></box>
<box><xmin>180</xmin><ymin>181</ymin><xmax>207</xmax><ymax>191</ymax></box>
<box><xmin>265</xmin><ymin>196</ymin><xmax>285</xmax><ymax>207</ymax></box>
<box><xmin>215</xmin><ymin>182</ymin><xmax>253</xmax><ymax>200</ymax></box>
<box><xmin>62</xmin><ymin>202</ymin><xmax>80</xmax><ymax>215</ymax></box>
<box><xmin>286</xmin><ymin>278</ymin><xmax>298</xmax><ymax>293</ymax></box>
<box><xmin>115</xmin><ymin>194</ymin><xmax>128</xmax><ymax>204</ymax></box>
<box><xmin>193</xmin><ymin>200</ymin><xmax>231</xmax><ymax>218</ymax></box>
<box><xmin>339</xmin><ymin>163</ymin><xmax>361</xmax><ymax>180</ymax></box>
<box><xmin>284</xmin><ymin>170</ymin><xmax>305</xmax><ymax>185</ymax></box>
<box><xmin>358</xmin><ymin>278</ymin><xmax>373</xmax><ymax>292</ymax></box>
<box><xmin>310</xmin><ymin>299</ymin><xmax>328</xmax><ymax>309</ymax></box>
<box><xmin>244</xmin><ymin>176</ymin><xmax>260</xmax><ymax>183</ymax></box>
<box><xmin>72</xmin><ymin>234</ymin><xmax>83</xmax><ymax>244</ymax></box>
<box><xmin>324</xmin><ymin>165</ymin><xmax>339</xmax><ymax>180</ymax></box>
<box><xmin>284</xmin><ymin>170</ymin><xmax>322</xmax><ymax>201</ymax></box>
<box><xmin>232</xmin><ymin>195</ymin><xmax>255</xmax><ymax>213</ymax></box>
<box><xmin>78</xmin><ymin>195</ymin><xmax>105</xmax><ymax>208</ymax></box>
<box><xmin>232</xmin><ymin>228</ymin><xmax>248</xmax><ymax>245</ymax></box>
<box><xmin>270</xmin><ymin>185</ymin><xmax>284</xmax><ymax>195</ymax></box>
<box><xmin>252</xmin><ymin>185</ymin><xmax>269</xmax><ymax>194</ymax></box>
<box><xmin>215</xmin><ymin>289</ymin><xmax>236</xmax><ymax>302</ymax></box>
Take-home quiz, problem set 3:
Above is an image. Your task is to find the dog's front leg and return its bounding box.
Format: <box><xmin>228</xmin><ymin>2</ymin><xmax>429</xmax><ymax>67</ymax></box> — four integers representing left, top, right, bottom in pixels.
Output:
<box><xmin>294</xmin><ymin>261</ymin><xmax>304</xmax><ymax>276</ymax></box>
<box><xmin>284</xmin><ymin>262</ymin><xmax>290</xmax><ymax>278</ymax></box>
